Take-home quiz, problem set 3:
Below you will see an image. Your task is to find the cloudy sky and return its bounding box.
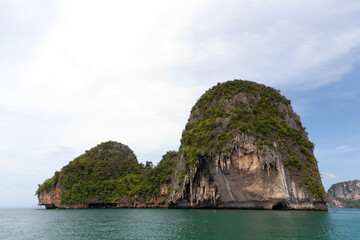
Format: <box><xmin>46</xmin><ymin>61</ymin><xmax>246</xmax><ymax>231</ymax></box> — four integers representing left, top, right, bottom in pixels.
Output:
<box><xmin>1</xmin><ymin>0</ymin><xmax>360</xmax><ymax>207</ymax></box>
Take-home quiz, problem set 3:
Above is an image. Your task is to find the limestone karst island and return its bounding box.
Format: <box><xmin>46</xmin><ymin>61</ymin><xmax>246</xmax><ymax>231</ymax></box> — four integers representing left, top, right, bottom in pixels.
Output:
<box><xmin>328</xmin><ymin>180</ymin><xmax>360</xmax><ymax>208</ymax></box>
<box><xmin>36</xmin><ymin>80</ymin><xmax>327</xmax><ymax>211</ymax></box>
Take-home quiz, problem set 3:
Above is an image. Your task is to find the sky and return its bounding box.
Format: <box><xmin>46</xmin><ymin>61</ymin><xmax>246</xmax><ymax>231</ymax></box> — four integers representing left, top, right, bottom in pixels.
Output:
<box><xmin>1</xmin><ymin>0</ymin><xmax>360</xmax><ymax>207</ymax></box>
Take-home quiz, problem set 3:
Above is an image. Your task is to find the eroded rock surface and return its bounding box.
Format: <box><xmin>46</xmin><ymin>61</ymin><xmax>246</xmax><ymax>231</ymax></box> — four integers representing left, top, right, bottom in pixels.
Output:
<box><xmin>169</xmin><ymin>133</ymin><xmax>326</xmax><ymax>210</ymax></box>
<box><xmin>328</xmin><ymin>180</ymin><xmax>360</xmax><ymax>208</ymax></box>
<box><xmin>169</xmin><ymin>80</ymin><xmax>327</xmax><ymax>210</ymax></box>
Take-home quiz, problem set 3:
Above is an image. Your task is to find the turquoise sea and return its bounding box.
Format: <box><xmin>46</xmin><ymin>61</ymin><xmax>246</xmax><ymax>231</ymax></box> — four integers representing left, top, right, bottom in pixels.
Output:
<box><xmin>0</xmin><ymin>208</ymin><xmax>359</xmax><ymax>239</ymax></box>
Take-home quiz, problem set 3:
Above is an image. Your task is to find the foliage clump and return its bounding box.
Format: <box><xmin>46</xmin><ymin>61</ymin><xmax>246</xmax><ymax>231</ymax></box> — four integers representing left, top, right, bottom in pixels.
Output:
<box><xmin>332</xmin><ymin>198</ymin><xmax>360</xmax><ymax>208</ymax></box>
<box><xmin>180</xmin><ymin>79</ymin><xmax>324</xmax><ymax>200</ymax></box>
<box><xmin>36</xmin><ymin>141</ymin><xmax>177</xmax><ymax>204</ymax></box>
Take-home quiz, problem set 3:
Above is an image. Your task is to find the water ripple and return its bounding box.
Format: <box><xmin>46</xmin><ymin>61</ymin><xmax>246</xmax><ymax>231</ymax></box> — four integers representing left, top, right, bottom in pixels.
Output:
<box><xmin>0</xmin><ymin>208</ymin><xmax>359</xmax><ymax>239</ymax></box>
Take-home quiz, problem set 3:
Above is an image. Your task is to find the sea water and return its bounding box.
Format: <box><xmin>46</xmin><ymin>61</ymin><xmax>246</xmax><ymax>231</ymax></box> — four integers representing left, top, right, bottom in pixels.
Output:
<box><xmin>0</xmin><ymin>208</ymin><xmax>359</xmax><ymax>239</ymax></box>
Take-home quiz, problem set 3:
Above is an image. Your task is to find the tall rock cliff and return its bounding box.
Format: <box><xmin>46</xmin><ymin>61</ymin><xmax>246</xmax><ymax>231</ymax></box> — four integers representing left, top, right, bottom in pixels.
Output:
<box><xmin>169</xmin><ymin>80</ymin><xmax>327</xmax><ymax>210</ymax></box>
<box><xmin>328</xmin><ymin>180</ymin><xmax>360</xmax><ymax>208</ymax></box>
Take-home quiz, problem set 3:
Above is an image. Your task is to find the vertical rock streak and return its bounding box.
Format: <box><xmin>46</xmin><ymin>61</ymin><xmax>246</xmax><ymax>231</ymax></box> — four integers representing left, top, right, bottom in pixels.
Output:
<box><xmin>222</xmin><ymin>171</ymin><xmax>235</xmax><ymax>201</ymax></box>
<box><xmin>170</xmin><ymin>133</ymin><xmax>326</xmax><ymax>210</ymax></box>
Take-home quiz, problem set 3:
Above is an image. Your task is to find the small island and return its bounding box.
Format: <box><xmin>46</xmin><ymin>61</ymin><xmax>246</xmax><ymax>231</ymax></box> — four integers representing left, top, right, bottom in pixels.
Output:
<box><xmin>328</xmin><ymin>180</ymin><xmax>360</xmax><ymax>208</ymax></box>
<box><xmin>37</xmin><ymin>142</ymin><xmax>176</xmax><ymax>208</ymax></box>
<box><xmin>37</xmin><ymin>80</ymin><xmax>327</xmax><ymax>210</ymax></box>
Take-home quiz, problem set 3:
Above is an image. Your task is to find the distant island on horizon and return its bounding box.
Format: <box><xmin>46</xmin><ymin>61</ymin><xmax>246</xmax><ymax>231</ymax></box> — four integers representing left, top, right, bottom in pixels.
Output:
<box><xmin>328</xmin><ymin>180</ymin><xmax>360</xmax><ymax>208</ymax></box>
<box><xmin>36</xmin><ymin>80</ymin><xmax>327</xmax><ymax>211</ymax></box>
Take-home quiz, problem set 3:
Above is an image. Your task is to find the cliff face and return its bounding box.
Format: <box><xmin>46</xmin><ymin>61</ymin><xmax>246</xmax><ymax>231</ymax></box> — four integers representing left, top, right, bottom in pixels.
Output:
<box><xmin>37</xmin><ymin>80</ymin><xmax>327</xmax><ymax>210</ymax></box>
<box><xmin>169</xmin><ymin>80</ymin><xmax>327</xmax><ymax>210</ymax></box>
<box><xmin>328</xmin><ymin>180</ymin><xmax>360</xmax><ymax>208</ymax></box>
<box><xmin>37</xmin><ymin>185</ymin><xmax>62</xmax><ymax>209</ymax></box>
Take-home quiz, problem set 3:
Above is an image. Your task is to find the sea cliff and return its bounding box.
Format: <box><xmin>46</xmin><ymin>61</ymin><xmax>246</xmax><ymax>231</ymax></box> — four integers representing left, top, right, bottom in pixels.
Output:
<box><xmin>168</xmin><ymin>80</ymin><xmax>326</xmax><ymax>210</ymax></box>
<box><xmin>37</xmin><ymin>80</ymin><xmax>327</xmax><ymax>210</ymax></box>
<box><xmin>328</xmin><ymin>180</ymin><xmax>360</xmax><ymax>208</ymax></box>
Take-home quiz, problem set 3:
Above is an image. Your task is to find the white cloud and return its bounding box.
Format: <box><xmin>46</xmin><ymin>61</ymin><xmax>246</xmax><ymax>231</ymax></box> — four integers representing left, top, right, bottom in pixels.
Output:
<box><xmin>335</xmin><ymin>145</ymin><xmax>349</xmax><ymax>151</ymax></box>
<box><xmin>175</xmin><ymin>0</ymin><xmax>360</xmax><ymax>88</ymax></box>
<box><xmin>11</xmin><ymin>0</ymin><xmax>360</xmax><ymax>156</ymax></box>
<box><xmin>324</xmin><ymin>173</ymin><xmax>339</xmax><ymax>179</ymax></box>
<box><xmin>16</xmin><ymin>0</ymin><xmax>209</xmax><ymax>153</ymax></box>
<box><xmin>317</xmin><ymin>145</ymin><xmax>360</xmax><ymax>155</ymax></box>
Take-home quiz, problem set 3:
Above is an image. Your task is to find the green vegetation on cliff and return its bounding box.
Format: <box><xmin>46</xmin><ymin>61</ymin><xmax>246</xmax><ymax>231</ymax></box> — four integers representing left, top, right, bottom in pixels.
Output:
<box><xmin>180</xmin><ymin>80</ymin><xmax>324</xmax><ymax>200</ymax></box>
<box><xmin>146</xmin><ymin>151</ymin><xmax>177</xmax><ymax>194</ymax></box>
<box><xmin>332</xmin><ymin>198</ymin><xmax>360</xmax><ymax>208</ymax></box>
<box><xmin>36</xmin><ymin>141</ymin><xmax>177</xmax><ymax>204</ymax></box>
